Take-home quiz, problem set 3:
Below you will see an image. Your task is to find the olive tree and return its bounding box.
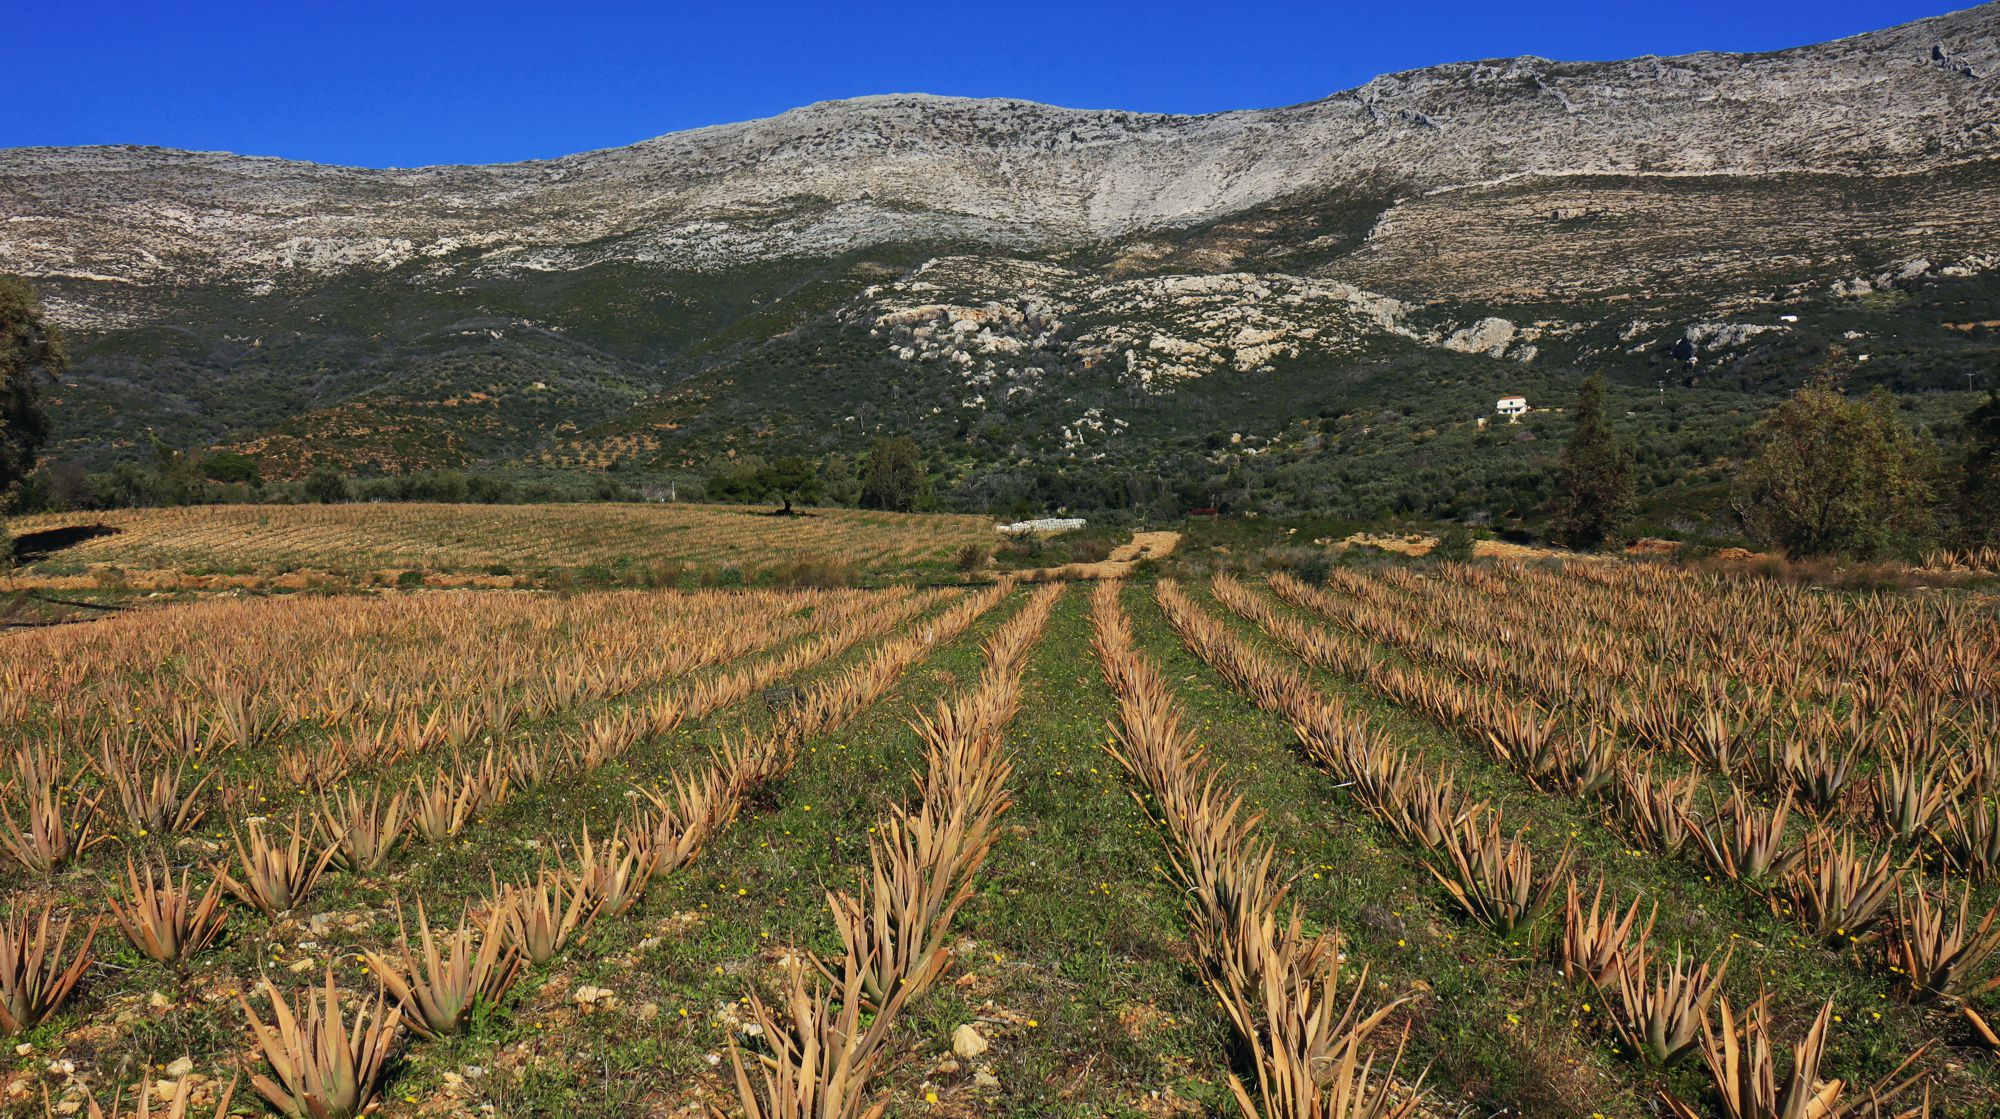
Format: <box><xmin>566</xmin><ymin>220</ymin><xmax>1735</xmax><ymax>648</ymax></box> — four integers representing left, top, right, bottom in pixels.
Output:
<box><xmin>1733</xmin><ymin>377</ymin><xmax>1937</xmax><ymax>559</ymax></box>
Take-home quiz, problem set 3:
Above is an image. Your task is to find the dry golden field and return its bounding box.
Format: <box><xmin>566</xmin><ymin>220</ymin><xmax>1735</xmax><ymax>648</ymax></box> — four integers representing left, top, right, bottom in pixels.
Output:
<box><xmin>3</xmin><ymin>503</ymin><xmax>992</xmax><ymax>585</ymax></box>
<box><xmin>1</xmin><ymin>559</ymin><xmax>1997</xmax><ymax>1118</ymax></box>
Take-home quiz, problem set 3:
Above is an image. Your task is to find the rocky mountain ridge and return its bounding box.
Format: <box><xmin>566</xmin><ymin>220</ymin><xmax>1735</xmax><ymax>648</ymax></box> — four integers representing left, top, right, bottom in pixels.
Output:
<box><xmin>4</xmin><ymin>3</ymin><xmax>1997</xmax><ymax>307</ymax></box>
<box><xmin>2</xmin><ymin>4</ymin><xmax>1997</xmax><ymax>487</ymax></box>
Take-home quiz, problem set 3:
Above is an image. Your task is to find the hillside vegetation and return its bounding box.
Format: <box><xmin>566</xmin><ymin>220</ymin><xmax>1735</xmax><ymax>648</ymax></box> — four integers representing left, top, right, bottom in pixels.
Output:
<box><xmin>1</xmin><ymin>5</ymin><xmax>1995</xmax><ymax>530</ymax></box>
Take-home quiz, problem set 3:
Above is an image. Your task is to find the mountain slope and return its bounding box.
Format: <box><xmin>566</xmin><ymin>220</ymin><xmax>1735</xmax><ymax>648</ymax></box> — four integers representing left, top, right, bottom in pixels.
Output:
<box><xmin>6</xmin><ymin>5</ymin><xmax>1996</xmax><ymax>297</ymax></box>
<box><xmin>2</xmin><ymin>3</ymin><xmax>1997</xmax><ymax>497</ymax></box>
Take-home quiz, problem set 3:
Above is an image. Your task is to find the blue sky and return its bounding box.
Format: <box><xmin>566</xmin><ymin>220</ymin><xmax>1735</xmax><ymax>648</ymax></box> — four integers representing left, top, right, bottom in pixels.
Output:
<box><xmin>6</xmin><ymin>1</ymin><xmax>1972</xmax><ymax>167</ymax></box>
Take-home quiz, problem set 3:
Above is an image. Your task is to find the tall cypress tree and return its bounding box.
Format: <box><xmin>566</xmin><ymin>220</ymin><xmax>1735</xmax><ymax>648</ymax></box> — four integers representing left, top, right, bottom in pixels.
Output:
<box><xmin>1548</xmin><ymin>371</ymin><xmax>1633</xmax><ymax>550</ymax></box>
<box><xmin>859</xmin><ymin>437</ymin><xmax>925</xmax><ymax>512</ymax></box>
<box><xmin>1958</xmin><ymin>392</ymin><xmax>2000</xmax><ymax>546</ymax></box>
<box><xmin>2</xmin><ymin>275</ymin><xmax>67</xmax><ymax>560</ymax></box>
<box><xmin>1</xmin><ymin>277</ymin><xmax>64</xmax><ymax>492</ymax></box>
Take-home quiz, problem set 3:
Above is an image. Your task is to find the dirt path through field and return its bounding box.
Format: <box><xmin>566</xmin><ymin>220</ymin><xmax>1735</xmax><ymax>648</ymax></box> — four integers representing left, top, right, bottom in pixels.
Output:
<box><xmin>1019</xmin><ymin>529</ymin><xmax>1181</xmax><ymax>581</ymax></box>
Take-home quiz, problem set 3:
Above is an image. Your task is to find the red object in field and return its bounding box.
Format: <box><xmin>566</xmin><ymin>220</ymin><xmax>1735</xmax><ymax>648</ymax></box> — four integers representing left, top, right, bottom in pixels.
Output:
<box><xmin>1190</xmin><ymin>507</ymin><xmax>1220</xmax><ymax>518</ymax></box>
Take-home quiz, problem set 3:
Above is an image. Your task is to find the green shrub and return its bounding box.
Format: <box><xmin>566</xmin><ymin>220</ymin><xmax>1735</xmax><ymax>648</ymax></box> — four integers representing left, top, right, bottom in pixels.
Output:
<box><xmin>631</xmin><ymin>562</ymin><xmax>684</xmax><ymax>589</ymax></box>
<box><xmin>767</xmin><ymin>555</ymin><xmax>856</xmax><ymax>589</ymax></box>
<box><xmin>1433</xmin><ymin>526</ymin><xmax>1478</xmax><ymax>563</ymax></box>
<box><xmin>1066</xmin><ymin>537</ymin><xmax>1114</xmax><ymax>565</ymax></box>
<box><xmin>1260</xmin><ymin>545</ymin><xmax>1338</xmax><ymax>585</ymax></box>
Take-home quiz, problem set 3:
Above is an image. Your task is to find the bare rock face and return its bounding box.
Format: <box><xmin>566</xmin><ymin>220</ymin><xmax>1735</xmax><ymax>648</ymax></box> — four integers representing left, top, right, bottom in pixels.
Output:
<box><xmin>3</xmin><ymin>2</ymin><xmax>1996</xmax><ymax>314</ymax></box>
<box><xmin>1444</xmin><ymin>318</ymin><xmax>1519</xmax><ymax>358</ymax></box>
<box><xmin>1685</xmin><ymin>322</ymin><xmax>1790</xmax><ymax>352</ymax></box>
<box><xmin>855</xmin><ymin>256</ymin><xmax>1464</xmax><ymax>405</ymax></box>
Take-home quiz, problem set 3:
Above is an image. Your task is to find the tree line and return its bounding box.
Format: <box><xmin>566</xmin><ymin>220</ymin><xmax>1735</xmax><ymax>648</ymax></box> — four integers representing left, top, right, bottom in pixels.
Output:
<box><xmin>702</xmin><ymin>436</ymin><xmax>928</xmax><ymax>514</ymax></box>
<box><xmin>12</xmin><ymin>450</ymin><xmax>638</xmax><ymax>513</ymax></box>
<box><xmin>1549</xmin><ymin>364</ymin><xmax>2000</xmax><ymax>560</ymax></box>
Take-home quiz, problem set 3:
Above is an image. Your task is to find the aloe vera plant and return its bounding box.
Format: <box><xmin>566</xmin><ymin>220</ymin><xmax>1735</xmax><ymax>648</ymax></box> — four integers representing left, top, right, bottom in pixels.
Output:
<box><xmin>1559</xmin><ymin>877</ymin><xmax>1652</xmax><ymax>987</ymax></box>
<box><xmin>0</xmin><ymin>782</ymin><xmax>104</xmax><ymax>875</ymax></box>
<box><xmin>1613</xmin><ymin>764</ymin><xmax>1700</xmax><ymax>856</ymax></box>
<box><xmin>493</xmin><ymin>870</ymin><xmax>598</xmax><ymax>965</ymax></box>
<box><xmin>316</xmin><ymin>787</ymin><xmax>406</xmax><ymax>873</ymax></box>
<box><xmin>564</xmin><ymin>823</ymin><xmax>661</xmax><ymax>918</ymax></box>
<box><xmin>363</xmin><ymin>898</ymin><xmax>522</xmax><ymax>1038</ymax></box>
<box><xmin>1779</xmin><ymin>829</ymin><xmax>1903</xmax><ymax>947</ymax></box>
<box><xmin>94</xmin><ymin>738</ymin><xmax>213</xmax><ymax>836</ymax></box>
<box><xmin>1606</xmin><ymin>944</ymin><xmax>1731</xmax><ymax>1067</ymax></box>
<box><xmin>1428</xmin><ymin>810</ymin><xmax>1571</xmax><ymax>937</ymax></box>
<box><xmin>222</xmin><ymin>815</ymin><xmax>338</xmax><ymax>918</ymax></box>
<box><xmin>1662</xmin><ymin>994</ymin><xmax>1928</xmax><ymax>1119</ymax></box>
<box><xmin>1946</xmin><ymin>796</ymin><xmax>2000</xmax><ymax>881</ymax></box>
<box><xmin>0</xmin><ymin>903</ymin><xmax>97</xmax><ymax>1034</ymax></box>
<box><xmin>240</xmin><ymin>968</ymin><xmax>401</xmax><ymax>1119</ymax></box>
<box><xmin>1885</xmin><ymin>884</ymin><xmax>2000</xmax><ymax>1003</ymax></box>
<box><xmin>67</xmin><ymin>1074</ymin><xmax>240</xmax><ymax>1119</ymax></box>
<box><xmin>1689</xmin><ymin>788</ymin><xmax>1805</xmax><ymax>887</ymax></box>
<box><xmin>406</xmin><ymin>771</ymin><xmax>479</xmax><ymax>844</ymax></box>
<box><xmin>722</xmin><ymin>951</ymin><xmax>903</xmax><ymax>1119</ymax></box>
<box><xmin>1873</xmin><ymin>747</ymin><xmax>1967</xmax><ymax>842</ymax></box>
<box><xmin>104</xmin><ymin>856</ymin><xmax>228</xmax><ymax>962</ymax></box>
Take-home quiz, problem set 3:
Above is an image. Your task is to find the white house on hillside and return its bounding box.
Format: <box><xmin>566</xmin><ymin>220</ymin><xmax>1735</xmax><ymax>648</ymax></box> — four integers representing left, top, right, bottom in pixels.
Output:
<box><xmin>1496</xmin><ymin>394</ymin><xmax>1529</xmax><ymax>421</ymax></box>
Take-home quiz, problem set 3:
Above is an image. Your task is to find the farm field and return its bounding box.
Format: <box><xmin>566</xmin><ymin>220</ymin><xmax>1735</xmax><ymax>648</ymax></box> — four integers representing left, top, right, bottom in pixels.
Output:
<box><xmin>0</xmin><ymin>560</ymin><xmax>1996</xmax><ymax>1118</ymax></box>
<box><xmin>1</xmin><ymin>504</ymin><xmax>993</xmax><ymax>587</ymax></box>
